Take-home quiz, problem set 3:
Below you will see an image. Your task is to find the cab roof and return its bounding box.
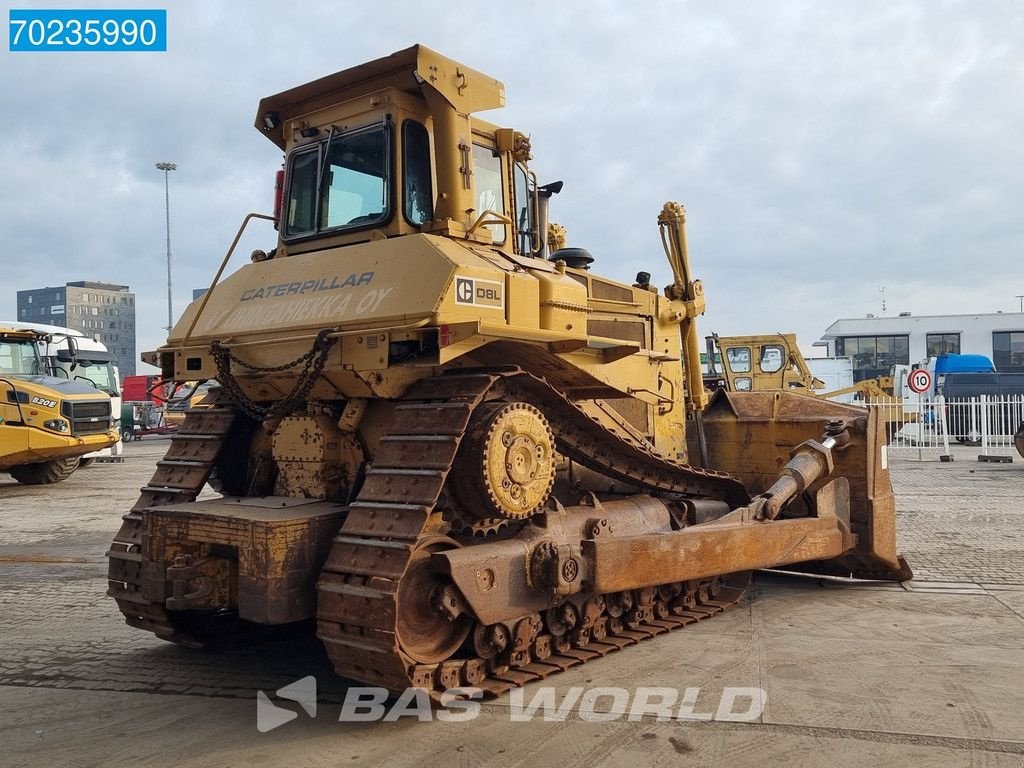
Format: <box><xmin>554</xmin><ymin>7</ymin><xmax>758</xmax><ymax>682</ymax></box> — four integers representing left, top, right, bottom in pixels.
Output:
<box><xmin>255</xmin><ymin>44</ymin><xmax>506</xmax><ymax>149</ymax></box>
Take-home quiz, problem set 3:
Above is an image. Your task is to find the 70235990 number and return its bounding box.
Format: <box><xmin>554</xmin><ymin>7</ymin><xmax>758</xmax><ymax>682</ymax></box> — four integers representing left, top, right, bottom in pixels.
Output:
<box><xmin>9</xmin><ymin>9</ymin><xmax>167</xmax><ymax>52</ymax></box>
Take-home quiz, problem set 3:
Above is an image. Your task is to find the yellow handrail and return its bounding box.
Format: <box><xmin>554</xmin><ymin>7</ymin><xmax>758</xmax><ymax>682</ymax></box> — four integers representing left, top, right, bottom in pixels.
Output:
<box><xmin>181</xmin><ymin>212</ymin><xmax>277</xmax><ymax>346</ymax></box>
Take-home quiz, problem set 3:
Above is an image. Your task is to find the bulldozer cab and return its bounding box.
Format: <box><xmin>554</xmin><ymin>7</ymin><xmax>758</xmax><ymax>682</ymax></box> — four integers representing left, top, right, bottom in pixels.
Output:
<box><xmin>257</xmin><ymin>45</ymin><xmax>543</xmax><ymax>259</ymax></box>
<box><xmin>706</xmin><ymin>333</ymin><xmax>824</xmax><ymax>393</ymax></box>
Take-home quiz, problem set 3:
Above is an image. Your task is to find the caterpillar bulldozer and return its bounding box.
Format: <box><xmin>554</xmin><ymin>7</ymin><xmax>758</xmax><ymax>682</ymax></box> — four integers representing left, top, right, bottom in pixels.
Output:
<box><xmin>107</xmin><ymin>45</ymin><xmax>911</xmax><ymax>698</ymax></box>
<box><xmin>704</xmin><ymin>333</ymin><xmax>826</xmax><ymax>393</ymax></box>
<box><xmin>1</xmin><ymin>326</ymin><xmax>118</xmax><ymax>483</ymax></box>
<box><xmin>705</xmin><ymin>332</ymin><xmax>896</xmax><ymax>400</ymax></box>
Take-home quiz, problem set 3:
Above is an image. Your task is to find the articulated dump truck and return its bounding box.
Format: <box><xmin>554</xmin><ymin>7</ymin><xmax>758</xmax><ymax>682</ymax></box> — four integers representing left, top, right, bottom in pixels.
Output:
<box><xmin>1</xmin><ymin>327</ymin><xmax>118</xmax><ymax>483</ymax></box>
<box><xmin>107</xmin><ymin>45</ymin><xmax>911</xmax><ymax>698</ymax></box>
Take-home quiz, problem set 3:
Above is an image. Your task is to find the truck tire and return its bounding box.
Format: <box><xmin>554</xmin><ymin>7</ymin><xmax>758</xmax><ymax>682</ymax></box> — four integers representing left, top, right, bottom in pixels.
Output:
<box><xmin>78</xmin><ymin>458</ymin><xmax>96</xmax><ymax>468</ymax></box>
<box><xmin>1015</xmin><ymin>421</ymin><xmax>1024</xmax><ymax>460</ymax></box>
<box><xmin>10</xmin><ymin>457</ymin><xmax>81</xmax><ymax>485</ymax></box>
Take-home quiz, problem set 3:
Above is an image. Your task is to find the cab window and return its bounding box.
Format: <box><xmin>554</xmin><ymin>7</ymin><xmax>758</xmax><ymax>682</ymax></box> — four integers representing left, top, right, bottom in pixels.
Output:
<box><xmin>514</xmin><ymin>163</ymin><xmax>533</xmax><ymax>255</ymax></box>
<box><xmin>726</xmin><ymin>347</ymin><xmax>751</xmax><ymax>374</ymax></box>
<box><xmin>759</xmin><ymin>345</ymin><xmax>785</xmax><ymax>373</ymax></box>
<box><xmin>284</xmin><ymin>123</ymin><xmax>391</xmax><ymax>238</ymax></box>
<box><xmin>472</xmin><ymin>144</ymin><xmax>506</xmax><ymax>244</ymax></box>
<box><xmin>286</xmin><ymin>150</ymin><xmax>318</xmax><ymax>235</ymax></box>
<box><xmin>402</xmin><ymin>121</ymin><xmax>433</xmax><ymax>225</ymax></box>
<box><xmin>321</xmin><ymin>128</ymin><xmax>388</xmax><ymax>229</ymax></box>
<box><xmin>0</xmin><ymin>340</ymin><xmax>41</xmax><ymax>375</ymax></box>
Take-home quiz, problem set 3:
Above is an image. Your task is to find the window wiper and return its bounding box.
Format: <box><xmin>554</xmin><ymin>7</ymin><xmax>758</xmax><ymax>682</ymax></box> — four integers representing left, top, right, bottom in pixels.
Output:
<box><xmin>316</xmin><ymin>126</ymin><xmax>341</xmax><ymax>225</ymax></box>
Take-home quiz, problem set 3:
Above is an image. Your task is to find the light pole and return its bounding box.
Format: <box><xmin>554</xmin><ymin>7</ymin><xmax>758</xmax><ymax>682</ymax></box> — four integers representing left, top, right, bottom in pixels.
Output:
<box><xmin>155</xmin><ymin>162</ymin><xmax>177</xmax><ymax>332</ymax></box>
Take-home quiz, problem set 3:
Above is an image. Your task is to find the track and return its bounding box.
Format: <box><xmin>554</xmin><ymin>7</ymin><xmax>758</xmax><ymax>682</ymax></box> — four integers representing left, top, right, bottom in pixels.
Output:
<box><xmin>106</xmin><ymin>391</ymin><xmax>238</xmax><ymax>645</ymax></box>
<box><xmin>316</xmin><ymin>370</ymin><xmax>751</xmax><ymax>696</ymax></box>
<box><xmin>107</xmin><ymin>371</ymin><xmax>752</xmax><ymax>695</ymax></box>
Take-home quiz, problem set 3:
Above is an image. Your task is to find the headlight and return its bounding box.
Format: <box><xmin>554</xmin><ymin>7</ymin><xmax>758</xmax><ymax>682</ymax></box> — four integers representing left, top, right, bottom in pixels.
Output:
<box><xmin>113</xmin><ymin>418</ymin><xmax>121</xmax><ymax>429</ymax></box>
<box><xmin>44</xmin><ymin>419</ymin><xmax>70</xmax><ymax>432</ymax></box>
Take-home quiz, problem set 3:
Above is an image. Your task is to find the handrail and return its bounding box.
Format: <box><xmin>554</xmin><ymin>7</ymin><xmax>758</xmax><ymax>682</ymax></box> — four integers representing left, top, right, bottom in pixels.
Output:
<box><xmin>0</xmin><ymin>377</ymin><xmax>28</xmax><ymax>425</ymax></box>
<box><xmin>181</xmin><ymin>212</ymin><xmax>277</xmax><ymax>346</ymax></box>
<box><xmin>466</xmin><ymin>208</ymin><xmax>513</xmax><ymax>238</ymax></box>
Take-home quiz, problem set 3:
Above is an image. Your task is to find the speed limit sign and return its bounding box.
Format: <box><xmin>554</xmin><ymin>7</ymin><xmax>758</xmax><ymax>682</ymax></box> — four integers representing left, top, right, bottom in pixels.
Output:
<box><xmin>908</xmin><ymin>368</ymin><xmax>933</xmax><ymax>394</ymax></box>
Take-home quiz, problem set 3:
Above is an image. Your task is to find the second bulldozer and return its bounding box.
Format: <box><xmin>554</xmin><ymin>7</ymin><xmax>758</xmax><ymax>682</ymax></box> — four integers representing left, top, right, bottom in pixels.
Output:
<box><xmin>108</xmin><ymin>45</ymin><xmax>910</xmax><ymax>698</ymax></box>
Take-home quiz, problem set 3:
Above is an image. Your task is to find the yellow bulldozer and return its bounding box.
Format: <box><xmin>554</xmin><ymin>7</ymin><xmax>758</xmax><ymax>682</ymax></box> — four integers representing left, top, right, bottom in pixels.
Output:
<box><xmin>704</xmin><ymin>332</ymin><xmax>825</xmax><ymax>393</ymax></box>
<box><xmin>1</xmin><ymin>326</ymin><xmax>118</xmax><ymax>483</ymax></box>
<box><xmin>706</xmin><ymin>332</ymin><xmax>896</xmax><ymax>401</ymax></box>
<box><xmin>107</xmin><ymin>45</ymin><xmax>911</xmax><ymax>698</ymax></box>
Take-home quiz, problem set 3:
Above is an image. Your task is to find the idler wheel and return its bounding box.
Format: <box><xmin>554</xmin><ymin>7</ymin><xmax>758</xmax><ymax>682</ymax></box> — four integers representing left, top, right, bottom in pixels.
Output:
<box><xmin>395</xmin><ymin>536</ymin><xmax>472</xmax><ymax>664</ymax></box>
<box><xmin>450</xmin><ymin>402</ymin><xmax>555</xmax><ymax>521</ymax></box>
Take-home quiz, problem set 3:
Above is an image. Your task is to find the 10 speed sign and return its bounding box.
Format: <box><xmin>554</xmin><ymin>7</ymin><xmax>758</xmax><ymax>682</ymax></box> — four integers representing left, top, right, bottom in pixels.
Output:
<box><xmin>908</xmin><ymin>368</ymin><xmax>933</xmax><ymax>394</ymax></box>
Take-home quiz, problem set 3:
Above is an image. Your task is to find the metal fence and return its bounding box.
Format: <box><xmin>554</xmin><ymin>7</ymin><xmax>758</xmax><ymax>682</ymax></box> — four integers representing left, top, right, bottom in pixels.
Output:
<box><xmin>865</xmin><ymin>394</ymin><xmax>1024</xmax><ymax>462</ymax></box>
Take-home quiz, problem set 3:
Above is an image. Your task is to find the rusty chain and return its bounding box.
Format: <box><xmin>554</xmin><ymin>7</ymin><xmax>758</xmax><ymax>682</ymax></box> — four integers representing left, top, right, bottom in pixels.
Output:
<box><xmin>210</xmin><ymin>329</ymin><xmax>336</xmax><ymax>422</ymax></box>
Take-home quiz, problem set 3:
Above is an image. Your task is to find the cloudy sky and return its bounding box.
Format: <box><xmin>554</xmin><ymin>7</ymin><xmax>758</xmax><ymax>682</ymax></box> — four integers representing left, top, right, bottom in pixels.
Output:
<box><xmin>2</xmin><ymin>0</ymin><xmax>1022</xmax><ymax>369</ymax></box>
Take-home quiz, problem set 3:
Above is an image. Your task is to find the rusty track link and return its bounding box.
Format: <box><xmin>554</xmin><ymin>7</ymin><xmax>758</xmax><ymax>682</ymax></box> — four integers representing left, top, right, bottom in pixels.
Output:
<box><xmin>464</xmin><ymin>571</ymin><xmax>750</xmax><ymax>699</ymax></box>
<box><xmin>106</xmin><ymin>390</ymin><xmax>238</xmax><ymax>645</ymax></box>
<box><xmin>317</xmin><ymin>370</ymin><xmax>752</xmax><ymax>695</ymax></box>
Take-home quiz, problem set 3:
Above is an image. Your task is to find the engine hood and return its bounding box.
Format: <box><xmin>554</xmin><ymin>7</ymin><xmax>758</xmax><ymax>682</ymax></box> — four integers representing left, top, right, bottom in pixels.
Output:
<box><xmin>169</xmin><ymin>234</ymin><xmax>462</xmax><ymax>344</ymax></box>
<box><xmin>10</xmin><ymin>375</ymin><xmax>108</xmax><ymax>398</ymax></box>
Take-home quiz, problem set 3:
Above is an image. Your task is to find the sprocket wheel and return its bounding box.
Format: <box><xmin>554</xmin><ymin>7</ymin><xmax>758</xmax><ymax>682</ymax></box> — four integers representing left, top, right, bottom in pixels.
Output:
<box><xmin>449</xmin><ymin>401</ymin><xmax>555</xmax><ymax>523</ymax></box>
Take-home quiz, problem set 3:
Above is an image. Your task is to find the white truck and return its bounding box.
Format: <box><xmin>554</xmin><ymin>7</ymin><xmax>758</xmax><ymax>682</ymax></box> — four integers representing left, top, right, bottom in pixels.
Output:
<box><xmin>1</xmin><ymin>321</ymin><xmax>123</xmax><ymax>463</ymax></box>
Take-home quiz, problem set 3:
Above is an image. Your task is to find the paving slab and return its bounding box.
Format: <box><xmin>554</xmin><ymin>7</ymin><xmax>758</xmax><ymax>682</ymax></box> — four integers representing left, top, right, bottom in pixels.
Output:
<box><xmin>1</xmin><ymin>440</ymin><xmax>1023</xmax><ymax>766</ymax></box>
<box><xmin>3</xmin><ymin>686</ymin><xmax>1024</xmax><ymax>768</ymax></box>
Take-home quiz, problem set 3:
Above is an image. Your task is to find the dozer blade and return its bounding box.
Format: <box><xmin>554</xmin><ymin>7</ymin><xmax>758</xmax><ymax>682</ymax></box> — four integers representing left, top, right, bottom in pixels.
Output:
<box><xmin>698</xmin><ymin>390</ymin><xmax>912</xmax><ymax>582</ymax></box>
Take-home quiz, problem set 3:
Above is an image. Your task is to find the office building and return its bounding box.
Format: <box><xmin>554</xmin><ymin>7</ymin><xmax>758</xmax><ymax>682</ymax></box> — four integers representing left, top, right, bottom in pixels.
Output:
<box><xmin>16</xmin><ymin>281</ymin><xmax>137</xmax><ymax>376</ymax></box>
<box><xmin>816</xmin><ymin>312</ymin><xmax>1024</xmax><ymax>381</ymax></box>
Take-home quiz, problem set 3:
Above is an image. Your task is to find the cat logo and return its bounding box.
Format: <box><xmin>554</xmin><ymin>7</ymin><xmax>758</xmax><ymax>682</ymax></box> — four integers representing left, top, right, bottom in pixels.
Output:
<box><xmin>454</xmin><ymin>277</ymin><xmax>503</xmax><ymax>309</ymax></box>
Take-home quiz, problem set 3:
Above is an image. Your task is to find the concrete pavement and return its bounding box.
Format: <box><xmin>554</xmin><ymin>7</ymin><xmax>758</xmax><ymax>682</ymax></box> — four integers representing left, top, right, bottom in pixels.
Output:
<box><xmin>1</xmin><ymin>440</ymin><xmax>1022</xmax><ymax>767</ymax></box>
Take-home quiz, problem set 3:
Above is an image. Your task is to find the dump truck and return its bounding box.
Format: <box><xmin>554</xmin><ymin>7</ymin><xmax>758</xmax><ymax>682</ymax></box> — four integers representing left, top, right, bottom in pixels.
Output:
<box><xmin>1</xmin><ymin>326</ymin><xmax>118</xmax><ymax>483</ymax></box>
<box><xmin>3</xmin><ymin>320</ymin><xmax>124</xmax><ymax>464</ymax></box>
<box><xmin>107</xmin><ymin>45</ymin><xmax>911</xmax><ymax>699</ymax></box>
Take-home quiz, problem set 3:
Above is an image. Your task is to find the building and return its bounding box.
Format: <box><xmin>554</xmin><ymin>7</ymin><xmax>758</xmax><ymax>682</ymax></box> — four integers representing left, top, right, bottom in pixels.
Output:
<box><xmin>816</xmin><ymin>312</ymin><xmax>1024</xmax><ymax>382</ymax></box>
<box><xmin>16</xmin><ymin>281</ymin><xmax>137</xmax><ymax>376</ymax></box>
<box><xmin>192</xmin><ymin>288</ymin><xmax>208</xmax><ymax>301</ymax></box>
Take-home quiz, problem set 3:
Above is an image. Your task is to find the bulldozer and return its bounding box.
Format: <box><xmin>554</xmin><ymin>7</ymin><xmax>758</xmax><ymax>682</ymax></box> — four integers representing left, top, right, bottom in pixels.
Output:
<box><xmin>704</xmin><ymin>332</ymin><xmax>826</xmax><ymax>393</ymax></box>
<box><xmin>1</xmin><ymin>326</ymin><xmax>118</xmax><ymax>483</ymax></box>
<box><xmin>107</xmin><ymin>45</ymin><xmax>911</xmax><ymax>698</ymax></box>
<box><xmin>705</xmin><ymin>332</ymin><xmax>896</xmax><ymax>400</ymax></box>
